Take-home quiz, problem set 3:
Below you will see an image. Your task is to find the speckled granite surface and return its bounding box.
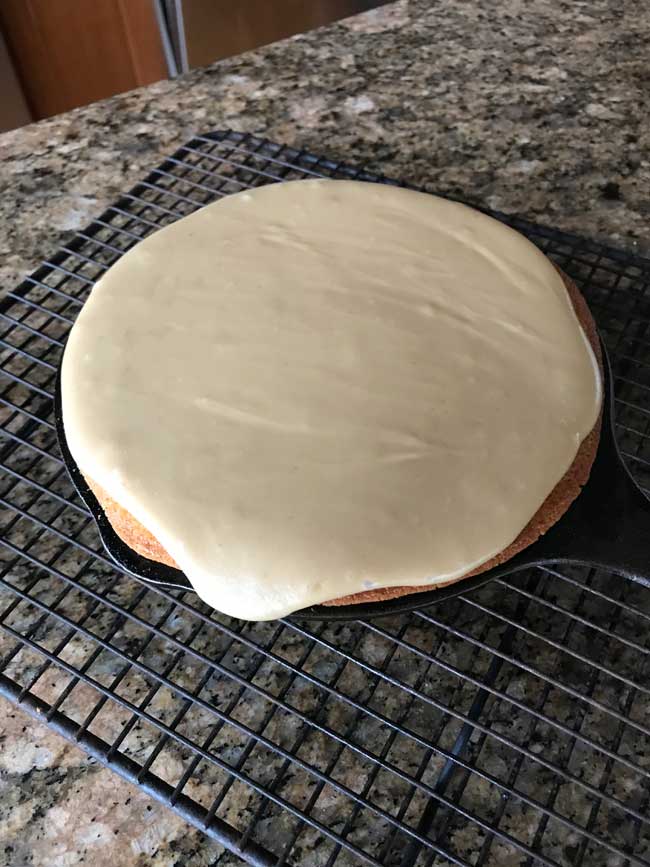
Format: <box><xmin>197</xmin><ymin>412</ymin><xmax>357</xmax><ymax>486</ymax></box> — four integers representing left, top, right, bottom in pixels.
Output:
<box><xmin>0</xmin><ymin>711</ymin><xmax>243</xmax><ymax>867</ymax></box>
<box><xmin>1</xmin><ymin>1</ymin><xmax>649</xmax><ymax>865</ymax></box>
<box><xmin>1</xmin><ymin>0</ymin><xmax>649</xmax><ymax>295</ymax></box>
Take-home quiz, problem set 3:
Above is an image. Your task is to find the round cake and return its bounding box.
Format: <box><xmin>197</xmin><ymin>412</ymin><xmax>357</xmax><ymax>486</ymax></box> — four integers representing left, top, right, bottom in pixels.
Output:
<box><xmin>61</xmin><ymin>179</ymin><xmax>602</xmax><ymax>620</ymax></box>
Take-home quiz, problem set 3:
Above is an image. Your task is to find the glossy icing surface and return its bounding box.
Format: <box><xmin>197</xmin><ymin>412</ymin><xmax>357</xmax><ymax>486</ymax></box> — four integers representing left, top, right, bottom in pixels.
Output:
<box><xmin>62</xmin><ymin>180</ymin><xmax>601</xmax><ymax>619</ymax></box>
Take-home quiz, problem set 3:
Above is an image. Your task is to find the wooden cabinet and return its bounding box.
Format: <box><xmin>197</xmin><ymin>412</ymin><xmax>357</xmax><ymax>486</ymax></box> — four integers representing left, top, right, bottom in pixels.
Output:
<box><xmin>0</xmin><ymin>0</ymin><xmax>167</xmax><ymax>121</ymax></box>
<box><xmin>182</xmin><ymin>0</ymin><xmax>384</xmax><ymax>68</ymax></box>
<box><xmin>0</xmin><ymin>29</ymin><xmax>32</xmax><ymax>132</ymax></box>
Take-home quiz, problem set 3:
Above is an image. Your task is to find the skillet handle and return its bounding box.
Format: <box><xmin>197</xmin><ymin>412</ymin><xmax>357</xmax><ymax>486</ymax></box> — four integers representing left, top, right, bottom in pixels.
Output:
<box><xmin>554</xmin><ymin>335</ymin><xmax>650</xmax><ymax>589</ymax></box>
<box><xmin>573</xmin><ymin>462</ymin><xmax>650</xmax><ymax>590</ymax></box>
<box><xmin>530</xmin><ymin>421</ymin><xmax>650</xmax><ymax>591</ymax></box>
<box><xmin>598</xmin><ymin>477</ymin><xmax>650</xmax><ymax>588</ymax></box>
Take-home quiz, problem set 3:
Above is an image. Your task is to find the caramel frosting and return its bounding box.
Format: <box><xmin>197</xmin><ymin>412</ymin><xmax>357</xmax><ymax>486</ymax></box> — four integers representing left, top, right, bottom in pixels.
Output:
<box><xmin>61</xmin><ymin>180</ymin><xmax>601</xmax><ymax>619</ymax></box>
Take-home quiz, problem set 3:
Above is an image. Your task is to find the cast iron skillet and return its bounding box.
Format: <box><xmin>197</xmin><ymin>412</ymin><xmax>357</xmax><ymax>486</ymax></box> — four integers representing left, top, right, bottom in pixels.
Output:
<box><xmin>54</xmin><ymin>339</ymin><xmax>650</xmax><ymax>621</ymax></box>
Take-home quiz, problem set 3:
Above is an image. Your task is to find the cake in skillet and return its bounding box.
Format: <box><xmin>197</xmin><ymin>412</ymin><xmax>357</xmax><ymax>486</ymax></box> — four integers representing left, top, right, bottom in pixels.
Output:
<box><xmin>61</xmin><ymin>180</ymin><xmax>602</xmax><ymax>620</ymax></box>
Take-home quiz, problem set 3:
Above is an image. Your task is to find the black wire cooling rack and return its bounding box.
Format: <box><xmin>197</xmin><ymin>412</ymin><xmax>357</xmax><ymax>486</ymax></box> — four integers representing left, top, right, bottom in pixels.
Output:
<box><xmin>2</xmin><ymin>130</ymin><xmax>650</xmax><ymax>867</ymax></box>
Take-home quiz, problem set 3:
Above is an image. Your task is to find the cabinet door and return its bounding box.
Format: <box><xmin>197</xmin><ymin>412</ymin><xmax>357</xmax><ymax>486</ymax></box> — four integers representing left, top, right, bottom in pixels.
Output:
<box><xmin>181</xmin><ymin>0</ymin><xmax>384</xmax><ymax>68</ymax></box>
<box><xmin>0</xmin><ymin>0</ymin><xmax>167</xmax><ymax>120</ymax></box>
<box><xmin>0</xmin><ymin>29</ymin><xmax>32</xmax><ymax>132</ymax></box>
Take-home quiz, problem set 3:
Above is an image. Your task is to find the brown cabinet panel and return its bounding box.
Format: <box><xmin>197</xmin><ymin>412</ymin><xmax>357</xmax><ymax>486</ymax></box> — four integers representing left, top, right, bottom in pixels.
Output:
<box><xmin>0</xmin><ymin>0</ymin><xmax>167</xmax><ymax>120</ymax></box>
<box><xmin>182</xmin><ymin>0</ymin><xmax>384</xmax><ymax>67</ymax></box>
<box><xmin>0</xmin><ymin>29</ymin><xmax>32</xmax><ymax>132</ymax></box>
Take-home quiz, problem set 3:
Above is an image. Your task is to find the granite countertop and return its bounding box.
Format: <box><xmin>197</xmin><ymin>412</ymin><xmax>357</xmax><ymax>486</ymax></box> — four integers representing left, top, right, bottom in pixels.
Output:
<box><xmin>2</xmin><ymin>0</ymin><xmax>649</xmax><ymax>294</ymax></box>
<box><xmin>0</xmin><ymin>0</ymin><xmax>648</xmax><ymax>864</ymax></box>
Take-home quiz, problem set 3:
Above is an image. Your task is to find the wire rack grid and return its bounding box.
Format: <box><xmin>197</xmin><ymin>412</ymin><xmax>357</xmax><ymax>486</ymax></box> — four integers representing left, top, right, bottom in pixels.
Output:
<box><xmin>2</xmin><ymin>130</ymin><xmax>650</xmax><ymax>867</ymax></box>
